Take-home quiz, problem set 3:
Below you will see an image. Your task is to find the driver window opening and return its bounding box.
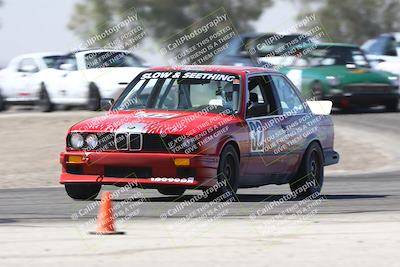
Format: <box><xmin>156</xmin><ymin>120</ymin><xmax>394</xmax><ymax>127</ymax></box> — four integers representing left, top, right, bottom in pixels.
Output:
<box><xmin>246</xmin><ymin>75</ymin><xmax>278</xmax><ymax>118</ymax></box>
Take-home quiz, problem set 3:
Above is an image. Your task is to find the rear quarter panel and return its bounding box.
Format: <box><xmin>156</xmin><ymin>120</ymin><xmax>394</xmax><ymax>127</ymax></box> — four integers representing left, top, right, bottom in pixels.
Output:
<box><xmin>306</xmin><ymin>114</ymin><xmax>334</xmax><ymax>151</ymax></box>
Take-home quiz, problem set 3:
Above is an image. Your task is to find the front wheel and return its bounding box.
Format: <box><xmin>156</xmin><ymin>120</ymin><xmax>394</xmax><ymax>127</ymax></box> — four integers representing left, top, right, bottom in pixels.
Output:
<box><xmin>37</xmin><ymin>85</ymin><xmax>54</xmax><ymax>112</ymax></box>
<box><xmin>290</xmin><ymin>142</ymin><xmax>324</xmax><ymax>198</ymax></box>
<box><xmin>158</xmin><ymin>188</ymin><xmax>186</xmax><ymax>196</ymax></box>
<box><xmin>64</xmin><ymin>183</ymin><xmax>101</xmax><ymax>200</ymax></box>
<box><xmin>87</xmin><ymin>83</ymin><xmax>101</xmax><ymax>111</ymax></box>
<box><xmin>385</xmin><ymin>99</ymin><xmax>399</xmax><ymax>112</ymax></box>
<box><xmin>311</xmin><ymin>81</ymin><xmax>324</xmax><ymax>100</ymax></box>
<box><xmin>209</xmin><ymin>144</ymin><xmax>239</xmax><ymax>201</ymax></box>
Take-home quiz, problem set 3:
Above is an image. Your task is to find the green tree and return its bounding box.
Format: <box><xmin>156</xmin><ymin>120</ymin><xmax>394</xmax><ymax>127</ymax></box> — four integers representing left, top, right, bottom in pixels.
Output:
<box><xmin>298</xmin><ymin>0</ymin><xmax>400</xmax><ymax>44</ymax></box>
<box><xmin>69</xmin><ymin>0</ymin><xmax>114</xmax><ymax>47</ymax></box>
<box><xmin>68</xmin><ymin>0</ymin><xmax>273</xmax><ymax>61</ymax></box>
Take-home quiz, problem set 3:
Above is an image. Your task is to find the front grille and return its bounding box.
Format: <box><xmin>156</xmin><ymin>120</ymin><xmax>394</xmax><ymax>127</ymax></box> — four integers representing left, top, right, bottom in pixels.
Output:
<box><xmin>67</xmin><ymin>133</ymin><xmax>197</xmax><ymax>153</ymax></box>
<box><xmin>129</xmin><ymin>133</ymin><xmax>142</xmax><ymax>150</ymax></box>
<box><xmin>345</xmin><ymin>84</ymin><xmax>392</xmax><ymax>93</ymax></box>
<box><xmin>104</xmin><ymin>166</ymin><xmax>152</xmax><ymax>178</ymax></box>
<box><xmin>143</xmin><ymin>134</ymin><xmax>174</xmax><ymax>152</ymax></box>
<box><xmin>115</xmin><ymin>133</ymin><xmax>128</xmax><ymax>150</ymax></box>
<box><xmin>96</xmin><ymin>133</ymin><xmax>116</xmax><ymax>150</ymax></box>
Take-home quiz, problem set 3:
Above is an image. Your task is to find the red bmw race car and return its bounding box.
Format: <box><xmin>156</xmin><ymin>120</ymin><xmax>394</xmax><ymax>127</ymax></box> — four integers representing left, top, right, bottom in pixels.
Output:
<box><xmin>60</xmin><ymin>65</ymin><xmax>339</xmax><ymax>200</ymax></box>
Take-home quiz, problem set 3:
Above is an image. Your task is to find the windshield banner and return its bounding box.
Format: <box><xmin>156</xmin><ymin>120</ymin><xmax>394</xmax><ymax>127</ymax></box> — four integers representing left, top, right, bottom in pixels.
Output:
<box><xmin>140</xmin><ymin>71</ymin><xmax>237</xmax><ymax>82</ymax></box>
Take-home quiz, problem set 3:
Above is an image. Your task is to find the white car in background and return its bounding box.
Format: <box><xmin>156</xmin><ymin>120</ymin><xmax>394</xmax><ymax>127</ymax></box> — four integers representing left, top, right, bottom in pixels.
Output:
<box><xmin>0</xmin><ymin>52</ymin><xmax>63</xmax><ymax>111</ymax></box>
<box><xmin>35</xmin><ymin>49</ymin><xmax>147</xmax><ymax>112</ymax></box>
<box><xmin>362</xmin><ymin>33</ymin><xmax>400</xmax><ymax>75</ymax></box>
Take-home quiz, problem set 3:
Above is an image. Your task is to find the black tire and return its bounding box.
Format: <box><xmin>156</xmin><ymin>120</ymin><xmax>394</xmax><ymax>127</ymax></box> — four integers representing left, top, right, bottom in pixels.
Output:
<box><xmin>37</xmin><ymin>84</ymin><xmax>54</xmax><ymax>112</ymax></box>
<box><xmin>290</xmin><ymin>142</ymin><xmax>324</xmax><ymax>198</ymax></box>
<box><xmin>311</xmin><ymin>81</ymin><xmax>324</xmax><ymax>100</ymax></box>
<box><xmin>0</xmin><ymin>93</ymin><xmax>6</xmax><ymax>111</ymax></box>
<box><xmin>87</xmin><ymin>83</ymin><xmax>101</xmax><ymax>111</ymax></box>
<box><xmin>65</xmin><ymin>183</ymin><xmax>101</xmax><ymax>200</ymax></box>
<box><xmin>158</xmin><ymin>188</ymin><xmax>186</xmax><ymax>196</ymax></box>
<box><xmin>209</xmin><ymin>144</ymin><xmax>239</xmax><ymax>201</ymax></box>
<box><xmin>385</xmin><ymin>99</ymin><xmax>399</xmax><ymax>112</ymax></box>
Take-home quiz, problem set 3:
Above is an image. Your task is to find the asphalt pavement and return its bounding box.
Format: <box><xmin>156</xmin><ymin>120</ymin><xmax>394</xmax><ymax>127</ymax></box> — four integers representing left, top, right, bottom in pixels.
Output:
<box><xmin>0</xmin><ymin>108</ymin><xmax>399</xmax><ymax>222</ymax></box>
<box><xmin>1</xmin><ymin>107</ymin><xmax>400</xmax><ymax>267</ymax></box>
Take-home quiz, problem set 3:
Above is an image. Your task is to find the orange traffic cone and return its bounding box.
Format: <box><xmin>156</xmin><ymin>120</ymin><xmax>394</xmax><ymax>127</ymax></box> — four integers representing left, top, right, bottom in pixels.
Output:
<box><xmin>89</xmin><ymin>191</ymin><xmax>124</xmax><ymax>235</ymax></box>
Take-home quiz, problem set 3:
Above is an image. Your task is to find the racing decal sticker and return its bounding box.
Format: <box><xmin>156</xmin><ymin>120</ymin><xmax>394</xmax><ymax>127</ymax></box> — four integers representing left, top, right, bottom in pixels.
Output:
<box><xmin>117</xmin><ymin>122</ymin><xmax>147</xmax><ymax>133</ymax></box>
<box><xmin>248</xmin><ymin>120</ymin><xmax>264</xmax><ymax>152</ymax></box>
<box><xmin>150</xmin><ymin>177</ymin><xmax>195</xmax><ymax>184</ymax></box>
<box><xmin>140</xmin><ymin>71</ymin><xmax>236</xmax><ymax>82</ymax></box>
<box><xmin>141</xmin><ymin>72</ymin><xmax>182</xmax><ymax>79</ymax></box>
<box><xmin>134</xmin><ymin>111</ymin><xmax>179</xmax><ymax>119</ymax></box>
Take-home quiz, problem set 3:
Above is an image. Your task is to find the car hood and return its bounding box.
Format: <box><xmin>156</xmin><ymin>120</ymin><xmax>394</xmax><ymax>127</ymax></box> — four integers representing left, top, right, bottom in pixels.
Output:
<box><xmin>70</xmin><ymin>110</ymin><xmax>239</xmax><ymax>136</ymax></box>
<box><xmin>80</xmin><ymin>67</ymin><xmax>146</xmax><ymax>84</ymax></box>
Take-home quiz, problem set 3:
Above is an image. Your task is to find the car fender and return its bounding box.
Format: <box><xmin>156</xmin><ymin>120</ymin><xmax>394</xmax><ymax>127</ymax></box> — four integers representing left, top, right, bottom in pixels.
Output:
<box><xmin>215</xmin><ymin>134</ymin><xmax>240</xmax><ymax>158</ymax></box>
<box><xmin>35</xmin><ymin>72</ymin><xmax>58</xmax><ymax>100</ymax></box>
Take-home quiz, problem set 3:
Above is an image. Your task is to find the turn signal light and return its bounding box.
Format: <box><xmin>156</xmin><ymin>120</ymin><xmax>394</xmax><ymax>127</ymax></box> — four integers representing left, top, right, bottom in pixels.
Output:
<box><xmin>174</xmin><ymin>158</ymin><xmax>190</xmax><ymax>166</ymax></box>
<box><xmin>67</xmin><ymin>155</ymin><xmax>84</xmax><ymax>164</ymax></box>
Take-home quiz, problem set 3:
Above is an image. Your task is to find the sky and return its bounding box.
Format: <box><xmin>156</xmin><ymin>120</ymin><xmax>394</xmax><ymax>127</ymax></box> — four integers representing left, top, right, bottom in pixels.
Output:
<box><xmin>0</xmin><ymin>0</ymin><xmax>300</xmax><ymax>67</ymax></box>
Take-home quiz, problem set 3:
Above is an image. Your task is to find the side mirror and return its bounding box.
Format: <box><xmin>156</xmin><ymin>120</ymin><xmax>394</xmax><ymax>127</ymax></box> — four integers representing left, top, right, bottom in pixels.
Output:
<box><xmin>100</xmin><ymin>98</ymin><xmax>114</xmax><ymax>111</ymax></box>
<box><xmin>20</xmin><ymin>64</ymin><xmax>38</xmax><ymax>73</ymax></box>
<box><xmin>59</xmin><ymin>63</ymin><xmax>75</xmax><ymax>71</ymax></box>
<box><xmin>306</xmin><ymin>100</ymin><xmax>333</xmax><ymax>115</ymax></box>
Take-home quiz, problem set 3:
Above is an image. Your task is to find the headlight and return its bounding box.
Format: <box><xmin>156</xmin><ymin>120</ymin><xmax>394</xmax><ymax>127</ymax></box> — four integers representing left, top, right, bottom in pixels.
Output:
<box><xmin>70</xmin><ymin>133</ymin><xmax>84</xmax><ymax>149</ymax></box>
<box><xmin>388</xmin><ymin>76</ymin><xmax>399</xmax><ymax>87</ymax></box>
<box><xmin>326</xmin><ymin>76</ymin><xmax>340</xmax><ymax>86</ymax></box>
<box><xmin>85</xmin><ymin>134</ymin><xmax>98</xmax><ymax>149</ymax></box>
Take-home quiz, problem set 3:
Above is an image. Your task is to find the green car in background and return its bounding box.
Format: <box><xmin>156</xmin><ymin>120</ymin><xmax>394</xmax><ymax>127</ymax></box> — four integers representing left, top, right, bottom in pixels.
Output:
<box><xmin>276</xmin><ymin>43</ymin><xmax>399</xmax><ymax>111</ymax></box>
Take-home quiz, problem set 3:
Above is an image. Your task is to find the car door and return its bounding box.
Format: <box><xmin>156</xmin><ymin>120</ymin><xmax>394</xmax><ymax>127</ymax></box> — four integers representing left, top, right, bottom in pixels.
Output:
<box><xmin>14</xmin><ymin>58</ymin><xmax>40</xmax><ymax>100</ymax></box>
<box><xmin>242</xmin><ymin>74</ymin><xmax>287</xmax><ymax>186</ymax></box>
<box><xmin>53</xmin><ymin>55</ymin><xmax>80</xmax><ymax>103</ymax></box>
<box><xmin>270</xmin><ymin>74</ymin><xmax>309</xmax><ymax>178</ymax></box>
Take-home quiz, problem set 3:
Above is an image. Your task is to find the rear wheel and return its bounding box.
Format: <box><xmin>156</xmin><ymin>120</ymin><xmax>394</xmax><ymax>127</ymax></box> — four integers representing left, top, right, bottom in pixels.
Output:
<box><xmin>311</xmin><ymin>81</ymin><xmax>324</xmax><ymax>100</ymax></box>
<box><xmin>158</xmin><ymin>188</ymin><xmax>186</xmax><ymax>196</ymax></box>
<box><xmin>290</xmin><ymin>142</ymin><xmax>324</xmax><ymax>198</ymax></box>
<box><xmin>37</xmin><ymin>84</ymin><xmax>54</xmax><ymax>112</ymax></box>
<box><xmin>385</xmin><ymin>99</ymin><xmax>399</xmax><ymax>112</ymax></box>
<box><xmin>87</xmin><ymin>83</ymin><xmax>101</xmax><ymax>111</ymax></box>
<box><xmin>64</xmin><ymin>183</ymin><xmax>101</xmax><ymax>200</ymax></box>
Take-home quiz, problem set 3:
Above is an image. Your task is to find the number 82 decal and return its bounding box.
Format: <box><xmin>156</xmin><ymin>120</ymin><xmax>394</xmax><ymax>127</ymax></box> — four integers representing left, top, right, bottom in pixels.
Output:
<box><xmin>248</xmin><ymin>120</ymin><xmax>264</xmax><ymax>152</ymax></box>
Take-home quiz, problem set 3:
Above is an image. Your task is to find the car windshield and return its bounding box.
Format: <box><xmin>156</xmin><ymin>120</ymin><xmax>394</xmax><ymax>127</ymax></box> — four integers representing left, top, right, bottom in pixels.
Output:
<box><xmin>84</xmin><ymin>52</ymin><xmax>144</xmax><ymax>69</ymax></box>
<box><xmin>43</xmin><ymin>56</ymin><xmax>63</xmax><ymax>68</ymax></box>
<box><xmin>113</xmin><ymin>71</ymin><xmax>241</xmax><ymax>114</ymax></box>
<box><xmin>293</xmin><ymin>46</ymin><xmax>370</xmax><ymax>68</ymax></box>
<box><xmin>242</xmin><ymin>35</ymin><xmax>312</xmax><ymax>56</ymax></box>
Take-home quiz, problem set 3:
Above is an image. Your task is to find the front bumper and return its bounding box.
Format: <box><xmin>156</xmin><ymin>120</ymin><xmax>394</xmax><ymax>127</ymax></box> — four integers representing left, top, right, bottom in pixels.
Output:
<box><xmin>324</xmin><ymin>150</ymin><xmax>339</xmax><ymax>166</ymax></box>
<box><xmin>326</xmin><ymin>92</ymin><xmax>399</xmax><ymax>107</ymax></box>
<box><xmin>59</xmin><ymin>151</ymin><xmax>219</xmax><ymax>188</ymax></box>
